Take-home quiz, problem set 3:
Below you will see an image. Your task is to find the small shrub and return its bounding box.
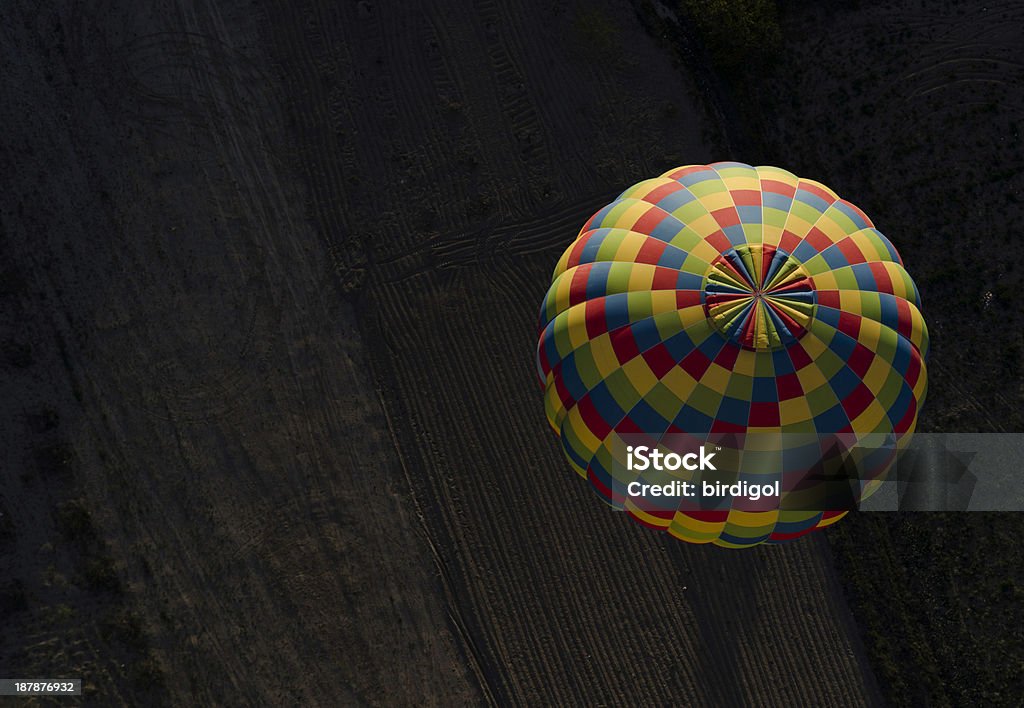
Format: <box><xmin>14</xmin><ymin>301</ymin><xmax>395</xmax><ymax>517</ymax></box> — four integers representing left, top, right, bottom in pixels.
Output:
<box><xmin>677</xmin><ymin>0</ymin><xmax>782</xmax><ymax>74</ymax></box>
<box><xmin>0</xmin><ymin>580</ymin><xmax>28</xmax><ymax>614</ymax></box>
<box><xmin>83</xmin><ymin>556</ymin><xmax>122</xmax><ymax>594</ymax></box>
<box><xmin>56</xmin><ymin>499</ymin><xmax>96</xmax><ymax>545</ymax></box>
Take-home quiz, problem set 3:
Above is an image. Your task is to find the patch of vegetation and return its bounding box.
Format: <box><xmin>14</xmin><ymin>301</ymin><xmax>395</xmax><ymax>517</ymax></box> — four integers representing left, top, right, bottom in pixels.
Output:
<box><xmin>676</xmin><ymin>0</ymin><xmax>782</xmax><ymax>74</ymax></box>
<box><xmin>50</xmin><ymin>603</ymin><xmax>75</xmax><ymax>623</ymax></box>
<box><xmin>100</xmin><ymin>608</ymin><xmax>146</xmax><ymax>650</ymax></box>
<box><xmin>56</xmin><ymin>499</ymin><xmax>97</xmax><ymax>545</ymax></box>
<box><xmin>82</xmin><ymin>556</ymin><xmax>122</xmax><ymax>594</ymax></box>
<box><xmin>55</xmin><ymin>499</ymin><xmax>125</xmax><ymax>594</ymax></box>
<box><xmin>130</xmin><ymin>651</ymin><xmax>167</xmax><ymax>692</ymax></box>
<box><xmin>34</xmin><ymin>441</ymin><xmax>76</xmax><ymax>479</ymax></box>
<box><xmin>26</xmin><ymin>407</ymin><xmax>60</xmax><ymax>434</ymax></box>
<box><xmin>0</xmin><ymin>580</ymin><xmax>29</xmax><ymax>615</ymax></box>
<box><xmin>829</xmin><ymin>513</ymin><xmax>1024</xmax><ymax>706</ymax></box>
<box><xmin>575</xmin><ymin>8</ymin><xmax>620</xmax><ymax>56</ymax></box>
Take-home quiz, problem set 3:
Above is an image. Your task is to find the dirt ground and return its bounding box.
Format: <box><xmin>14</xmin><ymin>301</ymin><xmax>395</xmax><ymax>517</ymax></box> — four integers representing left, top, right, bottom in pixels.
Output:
<box><xmin>2</xmin><ymin>0</ymin><xmax>1018</xmax><ymax>706</ymax></box>
<box><xmin>1</xmin><ymin>2</ymin><xmax>480</xmax><ymax>704</ymax></box>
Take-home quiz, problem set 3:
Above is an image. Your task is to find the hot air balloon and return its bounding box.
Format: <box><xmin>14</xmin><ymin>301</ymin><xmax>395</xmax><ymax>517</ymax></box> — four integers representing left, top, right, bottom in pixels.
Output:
<box><xmin>536</xmin><ymin>162</ymin><xmax>928</xmax><ymax>547</ymax></box>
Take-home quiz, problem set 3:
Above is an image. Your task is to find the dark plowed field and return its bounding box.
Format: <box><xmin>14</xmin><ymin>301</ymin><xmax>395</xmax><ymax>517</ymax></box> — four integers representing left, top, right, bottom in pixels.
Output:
<box><xmin>3</xmin><ymin>0</ymin><xmax>1020</xmax><ymax>705</ymax></box>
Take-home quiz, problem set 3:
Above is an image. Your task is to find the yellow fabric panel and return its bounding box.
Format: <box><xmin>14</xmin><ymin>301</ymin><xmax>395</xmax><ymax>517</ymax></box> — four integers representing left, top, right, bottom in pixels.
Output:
<box><xmin>727</xmin><ymin>509</ymin><xmax>779</xmax><ymax>528</ymax></box>
<box><xmin>671</xmin><ymin>512</ymin><xmax>727</xmax><ymax>535</ymax></box>
<box><xmin>696</xmin><ymin>190</ymin><xmax>734</xmax><ymax>213</ymax></box>
<box><xmin>732</xmin><ymin>349</ymin><xmax>758</xmax><ymax>377</ymax></box>
<box><xmin>702</xmin><ymin>362</ymin><xmax>733</xmax><ymax>392</ymax></box>
<box><xmin>625</xmin><ymin>502</ymin><xmax>671</xmax><ymax>529</ymax></box>
<box><xmin>621</xmin><ymin>354</ymin><xmax>660</xmax><ymax>395</ymax></box>
<box><xmin>686</xmin><ymin>213</ymin><xmax>721</xmax><ymax>239</ymax></box>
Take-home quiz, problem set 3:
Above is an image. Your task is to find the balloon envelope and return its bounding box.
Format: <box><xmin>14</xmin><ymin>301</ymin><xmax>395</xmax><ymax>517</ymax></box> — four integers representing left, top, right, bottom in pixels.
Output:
<box><xmin>536</xmin><ymin>163</ymin><xmax>928</xmax><ymax>547</ymax></box>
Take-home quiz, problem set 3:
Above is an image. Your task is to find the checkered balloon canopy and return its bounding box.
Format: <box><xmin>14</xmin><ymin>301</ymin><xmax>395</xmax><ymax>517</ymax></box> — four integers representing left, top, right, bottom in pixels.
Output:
<box><xmin>536</xmin><ymin>163</ymin><xmax>929</xmax><ymax>547</ymax></box>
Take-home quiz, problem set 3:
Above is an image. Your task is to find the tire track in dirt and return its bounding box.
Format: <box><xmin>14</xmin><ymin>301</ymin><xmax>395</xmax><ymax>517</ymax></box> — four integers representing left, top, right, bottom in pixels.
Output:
<box><xmin>74</xmin><ymin>24</ymin><xmax>290</xmax><ymax>425</ymax></box>
<box><xmin>260</xmin><ymin>1</ymin><xmax>369</xmax><ymax>286</ymax></box>
<box><xmin>431</xmin><ymin>191</ymin><xmax>618</xmax><ymax>271</ymax></box>
<box><xmin>420</xmin><ymin>3</ymin><xmax>538</xmax><ymax>221</ymax></box>
<box><xmin>467</xmin><ymin>0</ymin><xmax>560</xmax><ymax>214</ymax></box>
<box><xmin>420</xmin><ymin>16</ymin><xmax>478</xmax><ymax>229</ymax></box>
